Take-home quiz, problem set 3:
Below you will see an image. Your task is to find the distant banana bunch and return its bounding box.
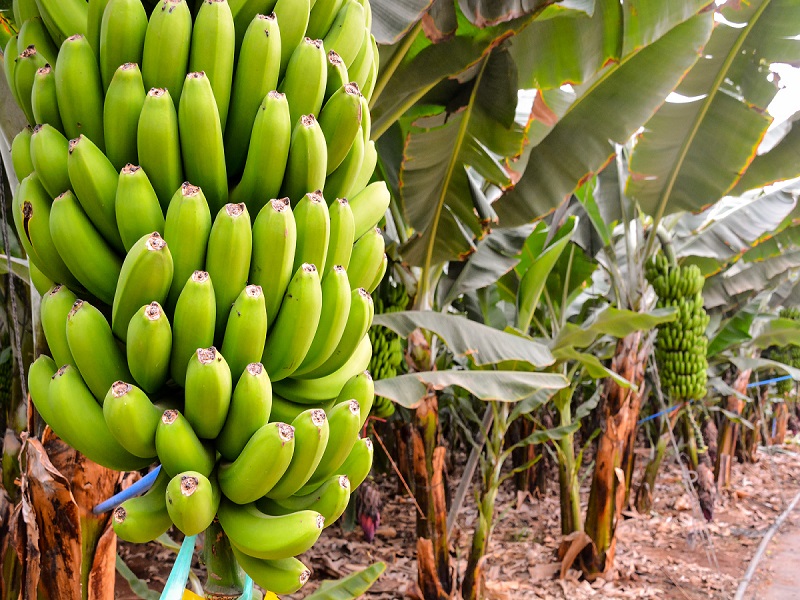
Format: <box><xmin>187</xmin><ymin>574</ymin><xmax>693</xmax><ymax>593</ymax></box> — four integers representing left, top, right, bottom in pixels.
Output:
<box><xmin>367</xmin><ymin>276</ymin><xmax>407</xmax><ymax>418</ymax></box>
<box><xmin>10</xmin><ymin>0</ymin><xmax>384</xmax><ymax>593</ymax></box>
<box><xmin>768</xmin><ymin>308</ymin><xmax>800</xmax><ymax>395</ymax></box>
<box><xmin>646</xmin><ymin>254</ymin><xmax>709</xmax><ymax>401</ymax></box>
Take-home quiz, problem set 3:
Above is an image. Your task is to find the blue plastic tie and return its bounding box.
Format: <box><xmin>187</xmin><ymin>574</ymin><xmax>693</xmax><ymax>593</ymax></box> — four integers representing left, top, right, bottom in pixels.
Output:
<box><xmin>637</xmin><ymin>403</ymin><xmax>682</xmax><ymax>425</ymax></box>
<box><xmin>746</xmin><ymin>375</ymin><xmax>793</xmax><ymax>388</ymax></box>
<box><xmin>93</xmin><ymin>465</ymin><xmax>162</xmax><ymax>514</ymax></box>
<box><xmin>160</xmin><ymin>534</ymin><xmax>197</xmax><ymax>600</ymax></box>
<box><xmin>239</xmin><ymin>576</ymin><xmax>254</xmax><ymax>600</ymax></box>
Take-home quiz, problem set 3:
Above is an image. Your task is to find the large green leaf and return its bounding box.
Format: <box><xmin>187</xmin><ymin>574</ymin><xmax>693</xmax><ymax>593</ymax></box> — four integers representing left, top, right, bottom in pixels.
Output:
<box><xmin>626</xmin><ymin>0</ymin><xmax>800</xmax><ymax>218</ymax></box>
<box><xmin>731</xmin><ymin>357</ymin><xmax>800</xmax><ymax>381</ymax></box>
<box><xmin>707</xmin><ymin>309</ymin><xmax>757</xmax><ymax>358</ymax></box>
<box><xmin>671</xmin><ymin>188</ymin><xmax>798</xmax><ymax>265</ymax></box>
<box><xmin>495</xmin><ymin>12</ymin><xmax>713</xmax><ymax>225</ymax></box>
<box><xmin>749</xmin><ymin>317</ymin><xmax>800</xmax><ymax>350</ymax></box>
<box><xmin>374</xmin><ymin>370</ymin><xmax>568</xmax><ymax>408</ymax></box>
<box><xmin>459</xmin><ymin>0</ymin><xmax>573</xmax><ymax>28</ymax></box>
<box><xmin>305</xmin><ymin>563</ymin><xmax>387</xmax><ymax>599</ymax></box>
<box><xmin>398</xmin><ymin>47</ymin><xmax>525</xmax><ymax>267</ymax></box>
<box><xmin>732</xmin><ymin>116</ymin><xmax>800</xmax><ymax>194</ymax></box>
<box><xmin>371</xmin><ymin>0</ymin><xmax>434</xmax><ymax>44</ymax></box>
<box><xmin>551</xmin><ymin>346</ymin><xmax>633</xmax><ymax>388</ymax></box>
<box><xmin>373</xmin><ymin>310</ymin><xmax>554</xmax><ymax>367</ymax></box>
<box><xmin>550</xmin><ymin>306</ymin><xmax>677</xmax><ymax>351</ymax></box>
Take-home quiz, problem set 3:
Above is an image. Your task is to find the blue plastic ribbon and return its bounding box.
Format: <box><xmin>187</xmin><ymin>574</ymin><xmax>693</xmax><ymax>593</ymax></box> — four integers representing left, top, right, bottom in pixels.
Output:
<box><xmin>746</xmin><ymin>375</ymin><xmax>792</xmax><ymax>388</ymax></box>
<box><xmin>239</xmin><ymin>576</ymin><xmax>254</xmax><ymax>600</ymax></box>
<box><xmin>637</xmin><ymin>403</ymin><xmax>682</xmax><ymax>425</ymax></box>
<box><xmin>160</xmin><ymin>534</ymin><xmax>197</xmax><ymax>600</ymax></box>
<box><xmin>93</xmin><ymin>465</ymin><xmax>162</xmax><ymax>514</ymax></box>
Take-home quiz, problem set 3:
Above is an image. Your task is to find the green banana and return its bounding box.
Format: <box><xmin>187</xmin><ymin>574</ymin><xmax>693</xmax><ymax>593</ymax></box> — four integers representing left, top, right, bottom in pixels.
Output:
<box><xmin>216</xmin><ymin>362</ymin><xmax>271</xmax><ymax>461</ymax></box>
<box><xmin>318</xmin><ymin>82</ymin><xmax>362</xmax><ymax>174</ymax></box>
<box><xmin>350</xmin><ymin>181</ymin><xmax>390</xmax><ymax>239</ymax></box>
<box><xmin>302</xmin><ymin>399</ymin><xmax>360</xmax><ymax>489</ymax></box>
<box><xmin>278</xmin><ymin>37</ymin><xmax>327</xmax><ymax>129</ymax></box>
<box><xmin>67</xmin><ymin>134</ymin><xmax>125</xmax><ymax>251</ymax></box>
<box><xmin>266</xmin><ymin>408</ymin><xmax>329</xmax><ymax>499</ymax></box>
<box><xmin>33</xmin><ymin>0</ymin><xmax>88</xmax><ymax>44</ymax></box>
<box><xmin>142</xmin><ymin>0</ymin><xmax>193</xmax><ymax>106</ymax></box>
<box><xmin>103</xmin><ymin>381</ymin><xmax>162</xmax><ymax>458</ymax></box>
<box><xmin>49</xmin><ymin>190</ymin><xmax>122</xmax><ymax>305</ymax></box>
<box><xmin>293</xmin><ymin>265</ymin><xmax>351</xmax><ymax>377</ymax></box>
<box><xmin>66</xmin><ymin>299</ymin><xmax>132</xmax><ymax>401</ymax></box>
<box><xmin>250</xmin><ymin>198</ymin><xmax>296</xmax><ymax>327</ymax></box>
<box><xmin>218</xmin><ymin>422</ymin><xmax>295</xmax><ymax>503</ymax></box>
<box><xmin>17</xmin><ymin>18</ymin><xmax>56</xmax><ymax>66</ymax></box>
<box><xmin>4</xmin><ymin>36</ymin><xmax>21</xmax><ymax>108</ymax></box>
<box><xmin>163</xmin><ymin>183</ymin><xmax>212</xmax><ymax>308</ymax></box>
<box><xmin>272</xmin><ymin>334</ymin><xmax>371</xmax><ymax>403</ymax></box>
<box><xmin>169</xmin><ymin>270</ymin><xmax>216</xmax><ymax>386</ymax></box>
<box><xmin>155</xmin><ymin>409</ymin><xmax>217</xmax><ymax>477</ymax></box>
<box><xmin>224</xmin><ymin>13</ymin><xmax>281</xmax><ymax>176</ymax></box>
<box><xmin>359</xmin><ymin>93</ymin><xmax>370</xmax><ymax>145</ymax></box>
<box><xmin>166</xmin><ymin>470</ymin><xmax>220</xmax><ymax>536</ymax></box>
<box><xmin>229</xmin><ymin>548</ymin><xmax>310</xmax><ymax>596</ymax></box>
<box><xmin>13</xmin><ymin>0</ymin><xmax>41</xmax><ymax>28</ymax></box>
<box><xmin>323</xmin><ymin>0</ymin><xmax>364</xmax><ymax>67</ymax></box>
<box><xmin>293</xmin><ymin>191</ymin><xmax>329</xmax><ymax>274</ymax></box>
<box><xmin>189</xmin><ymin>0</ymin><xmax>235</xmax><ymax>131</ymax></box>
<box><xmin>48</xmin><ymin>364</ymin><xmax>150</xmax><ymax>470</ymax></box>
<box><xmin>324</xmin><ymin>49</ymin><xmax>348</xmax><ymax>103</ymax></box>
<box><xmin>348</xmin><ymin>32</ymin><xmax>373</xmax><ymax>90</ymax></box>
<box><xmin>348</xmin><ymin>227</ymin><xmax>385</xmax><ymax>291</ymax></box>
<box><xmin>220</xmin><ymin>285</ymin><xmax>268</xmax><ymax>382</ymax></box>
<box><xmin>28</xmin><ymin>355</ymin><xmax>59</xmax><ymax>432</ymax></box>
<box><xmin>307</xmin><ymin>0</ymin><xmax>343</xmax><ymax>39</ymax></box>
<box><xmin>15</xmin><ymin>45</ymin><xmax>47</xmax><ymax>125</ymax></box>
<box><xmin>113</xmin><ymin>470</ymin><xmax>171</xmax><ymax>543</ymax></box>
<box><xmin>179</xmin><ymin>71</ymin><xmax>228</xmax><ymax>214</ymax></box>
<box><xmin>362</xmin><ymin>45</ymin><xmax>377</xmax><ymax>101</ymax></box>
<box><xmin>184</xmin><ymin>347</ymin><xmax>232</xmax><ymax>439</ymax></box>
<box><xmin>229</xmin><ymin>90</ymin><xmax>291</xmax><ymax>216</ymax></box>
<box><xmin>272</xmin><ymin>0</ymin><xmax>309</xmax><ymax>75</ymax></box>
<box><xmin>325</xmin><ymin>198</ymin><xmax>355</xmax><ymax>273</ymax></box>
<box><xmin>337</xmin><ymin>435</ymin><xmax>372</xmax><ymax>491</ymax></box>
<box><xmin>29</xmin><ymin>261</ymin><xmax>55</xmax><ymax>296</ymax></box>
<box><xmin>323</xmin><ymin>124</ymin><xmax>363</xmax><ymax>201</ymax></box>
<box><xmin>99</xmin><ymin>0</ymin><xmax>148</xmax><ymax>91</ymax></box>
<box><xmin>54</xmin><ymin>35</ymin><xmax>105</xmax><ymax>149</ymax></box>
<box><xmin>367</xmin><ymin>253</ymin><xmax>387</xmax><ymax>294</ymax></box>
<box><xmin>300</xmin><ymin>287</ymin><xmax>372</xmax><ymax>379</ymax></box>
<box><xmin>137</xmin><ymin>87</ymin><xmax>183</xmax><ymax>212</ymax></box>
<box><xmin>127</xmin><ymin>302</ymin><xmax>172</xmax><ymax>393</ymax></box>
<box><xmin>280</xmin><ymin>114</ymin><xmax>327</xmax><ymax>204</ymax></box>
<box><xmin>87</xmin><ymin>0</ymin><xmax>110</xmax><ymax>58</ymax></box>
<box><xmin>262</xmin><ymin>263</ymin><xmax>322</xmax><ymax>382</ymax></box>
<box><xmin>112</xmin><ymin>232</ymin><xmax>174</xmax><ymax>341</ymax></box>
<box><xmin>11</xmin><ymin>127</ymin><xmax>34</xmax><ymax>182</ymax></box>
<box><xmin>218</xmin><ymin>499</ymin><xmax>322</xmax><ymax>558</ymax></box>
<box><xmin>351</xmin><ymin>138</ymin><xmax>377</xmax><ymax>194</ymax></box>
<box><xmin>115</xmin><ymin>164</ymin><xmax>165</xmax><ymax>252</ymax></box>
<box><xmin>29</xmin><ymin>124</ymin><xmax>70</xmax><ymax>200</ymax></box>
<box><xmin>104</xmin><ymin>63</ymin><xmax>146</xmax><ymax>172</ymax></box>
<box><xmin>229</xmin><ymin>0</ymin><xmax>278</xmax><ymax>53</ymax></box>
<box><xmin>31</xmin><ymin>65</ymin><xmax>63</xmax><ymax>134</ymax></box>
<box><xmin>205</xmin><ymin>203</ymin><xmax>252</xmax><ymax>339</ymax></box>
<box><xmin>269</xmin><ymin>393</ymin><xmax>334</xmax><ymax>424</ymax></box>
<box><xmin>260</xmin><ymin>474</ymin><xmax>350</xmax><ymax>527</ymax></box>
<box><xmin>40</xmin><ymin>285</ymin><xmax>77</xmax><ymax>369</ymax></box>
<box><xmin>335</xmin><ymin>370</ymin><xmax>374</xmax><ymax>427</ymax></box>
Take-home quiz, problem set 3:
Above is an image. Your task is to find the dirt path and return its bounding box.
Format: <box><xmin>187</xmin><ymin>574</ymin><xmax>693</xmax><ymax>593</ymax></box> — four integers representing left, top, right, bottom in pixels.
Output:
<box><xmin>747</xmin><ymin>513</ymin><xmax>800</xmax><ymax>600</ymax></box>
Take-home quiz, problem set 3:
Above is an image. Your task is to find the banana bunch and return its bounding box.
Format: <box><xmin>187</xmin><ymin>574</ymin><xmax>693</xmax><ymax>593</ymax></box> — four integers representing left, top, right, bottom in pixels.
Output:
<box><xmin>767</xmin><ymin>308</ymin><xmax>800</xmax><ymax>395</ymax></box>
<box><xmin>367</xmin><ymin>275</ymin><xmax>408</xmax><ymax>418</ymax></box>
<box><xmin>9</xmin><ymin>0</ymin><xmax>385</xmax><ymax>593</ymax></box>
<box><xmin>645</xmin><ymin>254</ymin><xmax>709</xmax><ymax>401</ymax></box>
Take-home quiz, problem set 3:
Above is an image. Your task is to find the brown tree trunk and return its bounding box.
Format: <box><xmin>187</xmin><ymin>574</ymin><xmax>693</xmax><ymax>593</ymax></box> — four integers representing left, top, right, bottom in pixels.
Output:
<box><xmin>773</xmin><ymin>402</ymin><xmax>789</xmax><ymax>445</ymax></box>
<box><xmin>715</xmin><ymin>369</ymin><xmax>751</xmax><ymax>488</ymax></box>
<box><xmin>581</xmin><ymin>332</ymin><xmax>650</xmax><ymax>579</ymax></box>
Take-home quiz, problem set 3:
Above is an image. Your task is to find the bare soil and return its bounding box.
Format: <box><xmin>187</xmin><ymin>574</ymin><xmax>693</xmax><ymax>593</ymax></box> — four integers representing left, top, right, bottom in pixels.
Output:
<box><xmin>116</xmin><ymin>441</ymin><xmax>800</xmax><ymax>599</ymax></box>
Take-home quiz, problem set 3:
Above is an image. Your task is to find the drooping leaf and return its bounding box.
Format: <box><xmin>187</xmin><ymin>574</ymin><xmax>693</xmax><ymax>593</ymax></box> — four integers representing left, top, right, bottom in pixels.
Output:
<box><xmin>748</xmin><ymin>317</ymin><xmax>800</xmax><ymax>350</ymax></box>
<box><xmin>495</xmin><ymin>12</ymin><xmax>713</xmax><ymax>225</ymax></box>
<box><xmin>731</xmin><ymin>357</ymin><xmax>800</xmax><ymax>381</ymax></box>
<box><xmin>505</xmin><ymin>421</ymin><xmax>581</xmax><ymax>453</ymax></box>
<box><xmin>551</xmin><ymin>346</ymin><xmax>633</xmax><ymax>388</ymax></box>
<box><xmin>373</xmin><ymin>310</ymin><xmax>554</xmax><ymax>367</ymax></box>
<box><xmin>626</xmin><ymin>0</ymin><xmax>800</xmax><ymax>217</ymax></box>
<box><xmin>370</xmin><ymin>0</ymin><xmax>435</xmax><ymax>44</ymax></box>
<box><xmin>550</xmin><ymin>306</ymin><xmax>677</xmax><ymax>351</ymax></box>
<box><xmin>305</xmin><ymin>563</ymin><xmax>387</xmax><ymax>599</ymax></box>
<box><xmin>459</xmin><ymin>0</ymin><xmax>582</xmax><ymax>28</ymax></box>
<box><xmin>732</xmin><ymin>116</ymin><xmax>800</xmax><ymax>194</ymax></box>
<box><xmin>706</xmin><ymin>309</ymin><xmax>757</xmax><ymax>358</ymax></box>
<box><xmin>374</xmin><ymin>370</ymin><xmax>568</xmax><ymax>408</ymax></box>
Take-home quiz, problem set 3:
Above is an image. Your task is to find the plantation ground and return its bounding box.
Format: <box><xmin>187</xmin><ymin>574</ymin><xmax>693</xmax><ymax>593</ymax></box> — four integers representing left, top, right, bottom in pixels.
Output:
<box><xmin>116</xmin><ymin>443</ymin><xmax>800</xmax><ymax>599</ymax></box>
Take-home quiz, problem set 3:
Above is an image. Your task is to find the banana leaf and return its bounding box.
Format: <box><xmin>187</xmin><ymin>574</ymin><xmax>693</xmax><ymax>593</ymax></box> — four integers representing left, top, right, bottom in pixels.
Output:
<box><xmin>550</xmin><ymin>306</ymin><xmax>677</xmax><ymax>351</ymax></box>
<box><xmin>304</xmin><ymin>562</ymin><xmax>387</xmax><ymax>599</ymax></box>
<box><xmin>626</xmin><ymin>0</ymin><xmax>800</xmax><ymax>218</ymax></box>
<box><xmin>374</xmin><ymin>369</ymin><xmax>568</xmax><ymax>408</ymax></box>
<box><xmin>373</xmin><ymin>310</ymin><xmax>554</xmax><ymax>367</ymax></box>
<box><xmin>732</xmin><ymin>116</ymin><xmax>800</xmax><ymax>194</ymax></box>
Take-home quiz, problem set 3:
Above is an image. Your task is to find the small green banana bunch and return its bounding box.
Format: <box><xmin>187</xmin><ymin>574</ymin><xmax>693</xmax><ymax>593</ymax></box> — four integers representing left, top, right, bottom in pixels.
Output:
<box><xmin>766</xmin><ymin>308</ymin><xmax>800</xmax><ymax>395</ymax></box>
<box><xmin>366</xmin><ymin>275</ymin><xmax>408</xmax><ymax>417</ymax></box>
<box><xmin>10</xmin><ymin>0</ymin><xmax>386</xmax><ymax>593</ymax></box>
<box><xmin>646</xmin><ymin>254</ymin><xmax>710</xmax><ymax>401</ymax></box>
